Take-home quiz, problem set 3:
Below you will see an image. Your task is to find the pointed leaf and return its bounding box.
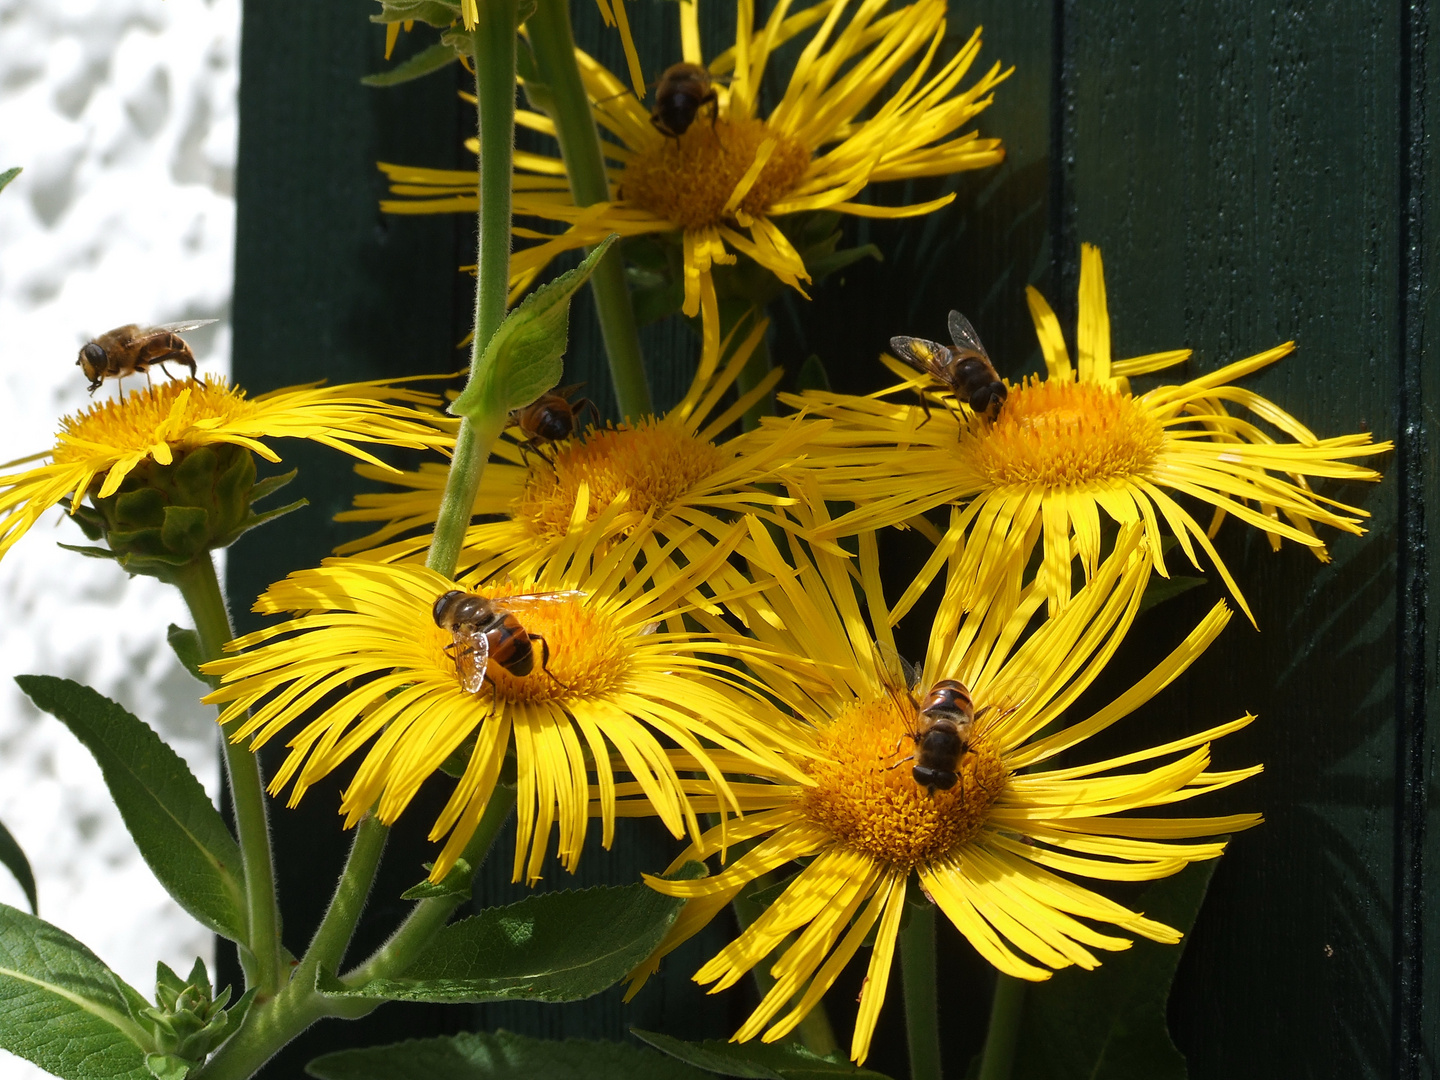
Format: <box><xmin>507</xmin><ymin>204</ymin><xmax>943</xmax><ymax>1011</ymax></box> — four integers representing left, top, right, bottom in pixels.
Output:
<box><xmin>1139</xmin><ymin>574</ymin><xmax>1207</xmax><ymax>613</ymax></box>
<box><xmin>1007</xmin><ymin>858</ymin><xmax>1219</xmax><ymax>1080</ymax></box>
<box><xmin>15</xmin><ymin>676</ymin><xmax>246</xmax><ymax>942</ymax></box>
<box><xmin>632</xmin><ymin>1031</ymin><xmax>892</xmax><ymax>1080</ymax></box>
<box><xmin>318</xmin><ymin>878</ymin><xmax>685</xmax><ymax>1003</ymax></box>
<box><xmin>307</xmin><ymin>1031</ymin><xmax>709</xmax><ymax>1080</ymax></box>
<box><xmin>0</xmin><ymin>820</ymin><xmax>36</xmax><ymax>914</ymax></box>
<box><xmin>363</xmin><ymin>41</ymin><xmax>461</xmax><ymax>86</ymax></box>
<box><xmin>452</xmin><ymin>235</ymin><xmax>618</xmax><ymax>419</ymax></box>
<box><xmin>370</xmin><ymin>0</ymin><xmax>460</xmax><ymax>26</ymax></box>
<box><xmin>400</xmin><ymin>859</ymin><xmax>472</xmax><ymax>901</ymax></box>
<box><xmin>0</xmin><ymin>903</ymin><xmax>152</xmax><ymax>1079</ymax></box>
<box><xmin>0</xmin><ymin>167</ymin><xmax>20</xmax><ymax>196</ymax></box>
<box><xmin>165</xmin><ymin>626</ymin><xmax>206</xmax><ymax>686</ymax></box>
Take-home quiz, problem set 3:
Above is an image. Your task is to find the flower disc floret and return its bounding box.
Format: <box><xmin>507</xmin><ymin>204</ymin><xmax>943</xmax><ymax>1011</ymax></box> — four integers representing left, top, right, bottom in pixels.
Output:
<box><xmin>800</xmin><ymin>698</ymin><xmax>1003</xmax><ymax>868</ymax></box>
<box><xmin>971</xmin><ymin>377</ymin><xmax>1164</xmax><ymax>488</ymax></box>
<box><xmin>620</xmin><ymin>118</ymin><xmax>812</xmax><ymax>229</ymax></box>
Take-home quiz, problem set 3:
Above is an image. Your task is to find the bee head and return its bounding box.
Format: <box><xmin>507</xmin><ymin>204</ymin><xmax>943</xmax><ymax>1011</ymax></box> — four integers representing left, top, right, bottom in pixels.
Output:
<box><xmin>77</xmin><ymin>342</ymin><xmax>106</xmax><ymax>382</ymax></box>
<box><xmin>433</xmin><ymin>590</ymin><xmax>466</xmax><ymax>628</ymax></box>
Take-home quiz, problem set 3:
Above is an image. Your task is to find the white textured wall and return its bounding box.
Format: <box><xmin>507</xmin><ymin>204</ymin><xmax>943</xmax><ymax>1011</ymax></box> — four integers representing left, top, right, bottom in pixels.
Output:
<box><xmin>0</xmin><ymin>1</ymin><xmax>239</xmax><ymax>1074</ymax></box>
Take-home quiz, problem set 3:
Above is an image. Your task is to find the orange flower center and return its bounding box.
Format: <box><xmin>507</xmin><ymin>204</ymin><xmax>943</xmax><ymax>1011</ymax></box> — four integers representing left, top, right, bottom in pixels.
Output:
<box><xmin>968</xmin><ymin>377</ymin><xmax>1164</xmax><ymax>488</ymax></box>
<box><xmin>799</xmin><ymin>695</ymin><xmax>1004</xmax><ymax>868</ymax></box>
<box><xmin>620</xmin><ymin>117</ymin><xmax>811</xmax><ymax>229</ymax></box>
<box><xmin>512</xmin><ymin>419</ymin><xmax>728</xmax><ymax>541</ymax></box>
<box><xmin>53</xmin><ymin>376</ymin><xmax>255</xmax><ymax>463</ymax></box>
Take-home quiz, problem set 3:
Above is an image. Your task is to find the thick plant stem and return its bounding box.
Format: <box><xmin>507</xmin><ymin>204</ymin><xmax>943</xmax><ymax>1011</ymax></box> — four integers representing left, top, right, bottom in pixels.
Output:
<box><xmin>976</xmin><ymin>974</ymin><xmax>1026</xmax><ymax>1080</ymax></box>
<box><xmin>174</xmin><ymin>555</ymin><xmax>283</xmax><ymax>997</ymax></box>
<box><xmin>342</xmin><ymin>787</ymin><xmax>516</xmax><ymax>986</ymax></box>
<box><xmin>899</xmin><ymin>904</ymin><xmax>941</xmax><ymax>1080</ymax></box>
<box><xmin>428</xmin><ymin>5</ymin><xmax>520</xmax><ymax>578</ymax></box>
<box><xmin>302</xmin><ymin>816</ymin><xmax>388</xmax><ymax>978</ymax></box>
<box><xmin>527</xmin><ymin>0</ymin><xmax>651</xmax><ymax>420</ymax></box>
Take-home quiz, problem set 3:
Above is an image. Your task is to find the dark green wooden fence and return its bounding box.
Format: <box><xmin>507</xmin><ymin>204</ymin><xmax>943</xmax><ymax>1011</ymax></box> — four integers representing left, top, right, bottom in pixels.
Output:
<box><xmin>229</xmin><ymin>2</ymin><xmax>1430</xmax><ymax>1076</ymax></box>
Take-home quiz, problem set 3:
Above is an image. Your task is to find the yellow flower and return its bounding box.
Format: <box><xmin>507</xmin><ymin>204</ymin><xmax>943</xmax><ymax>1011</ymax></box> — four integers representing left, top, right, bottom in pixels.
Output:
<box><xmin>202</xmin><ymin>519</ymin><xmax>811</xmax><ymax>884</ymax></box>
<box><xmin>380</xmin><ymin>0</ymin><xmax>1008</xmax><ymax>319</ymax></box>
<box><xmin>620</xmin><ymin>513</ymin><xmax>1259</xmax><ymax>1063</ymax></box>
<box><xmin>770</xmin><ymin>244</ymin><xmax>1391</xmax><ymax>624</ymax></box>
<box><xmin>335</xmin><ymin>315</ymin><xmax>819</xmax><ymax>583</ymax></box>
<box><xmin>0</xmin><ymin>375</ymin><xmax>453</xmax><ymax>564</ymax></box>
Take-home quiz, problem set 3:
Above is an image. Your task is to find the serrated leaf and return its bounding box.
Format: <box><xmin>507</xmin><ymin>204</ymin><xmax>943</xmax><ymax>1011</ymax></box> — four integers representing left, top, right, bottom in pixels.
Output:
<box><xmin>1007</xmin><ymin>858</ymin><xmax>1219</xmax><ymax>1080</ymax></box>
<box><xmin>452</xmin><ymin>235</ymin><xmax>618</xmax><ymax>420</ymax></box>
<box><xmin>0</xmin><ymin>167</ymin><xmax>20</xmax><ymax>196</ymax></box>
<box><xmin>306</xmin><ymin>1030</ymin><xmax>709</xmax><ymax>1080</ymax></box>
<box><xmin>165</xmin><ymin>626</ymin><xmax>206</xmax><ymax>686</ymax></box>
<box><xmin>0</xmin><ymin>820</ymin><xmax>36</xmax><ymax>914</ymax></box>
<box><xmin>317</xmin><ymin>878</ymin><xmax>684</xmax><ymax>1003</ymax></box>
<box><xmin>363</xmin><ymin>41</ymin><xmax>461</xmax><ymax>86</ymax></box>
<box><xmin>15</xmin><ymin>676</ymin><xmax>247</xmax><ymax>943</ymax></box>
<box><xmin>0</xmin><ymin>903</ymin><xmax>152</xmax><ymax>1080</ymax></box>
<box><xmin>632</xmin><ymin>1030</ymin><xmax>893</xmax><ymax>1080</ymax></box>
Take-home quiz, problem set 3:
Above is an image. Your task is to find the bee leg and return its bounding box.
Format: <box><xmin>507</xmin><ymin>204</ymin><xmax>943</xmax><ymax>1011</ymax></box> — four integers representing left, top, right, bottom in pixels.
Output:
<box><xmin>912</xmin><ymin>387</ymin><xmax>933</xmax><ymax>428</ymax></box>
<box><xmin>531</xmin><ymin>633</ymin><xmax>571</xmax><ymax>690</ymax></box>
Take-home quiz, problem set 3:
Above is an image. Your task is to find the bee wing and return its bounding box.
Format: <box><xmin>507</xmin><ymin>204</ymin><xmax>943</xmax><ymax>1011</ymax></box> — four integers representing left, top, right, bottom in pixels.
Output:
<box><xmin>453</xmin><ymin>626</ymin><xmax>489</xmax><ymax>694</ymax></box>
<box><xmin>946</xmin><ymin>311</ymin><xmax>992</xmax><ymax>366</ymax></box>
<box><xmin>973</xmin><ymin>676</ymin><xmax>1039</xmax><ymax>734</ymax></box>
<box><xmin>493</xmin><ymin>589</ymin><xmax>588</xmax><ymax>608</ymax></box>
<box><xmin>145</xmin><ymin>319</ymin><xmax>218</xmax><ymax>336</ymax></box>
<box><xmin>888</xmin><ymin>335</ymin><xmax>953</xmax><ymax>378</ymax></box>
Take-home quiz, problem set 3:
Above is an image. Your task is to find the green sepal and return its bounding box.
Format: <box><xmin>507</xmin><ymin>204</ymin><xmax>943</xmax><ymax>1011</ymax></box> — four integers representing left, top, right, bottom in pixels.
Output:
<box><xmin>363</xmin><ymin>41</ymin><xmax>461</xmax><ymax>86</ymax></box>
<box><xmin>370</xmin><ymin>0</ymin><xmax>460</xmax><ymax>26</ymax></box>
<box><xmin>0</xmin><ymin>167</ymin><xmax>19</xmax><ymax>195</ymax></box>
<box><xmin>632</xmin><ymin>1030</ymin><xmax>894</xmax><ymax>1079</ymax></box>
<box><xmin>166</xmin><ymin>625</ymin><xmax>207</xmax><ymax>685</ymax></box>
<box><xmin>145</xmin><ymin>1053</ymin><xmax>192</xmax><ymax>1080</ymax></box>
<box><xmin>1002</xmin><ymin>857</ymin><xmax>1220</xmax><ymax>1080</ymax></box>
<box><xmin>796</xmin><ymin>354</ymin><xmax>832</xmax><ymax>393</ymax></box>
<box><xmin>307</xmin><ymin>1030</ymin><xmax>710</xmax><ymax>1080</ymax></box>
<box><xmin>451</xmin><ymin>234</ymin><xmax>618</xmax><ymax>421</ymax></box>
<box><xmin>400</xmin><ymin>858</ymin><xmax>473</xmax><ymax>901</ymax></box>
<box><xmin>0</xmin><ymin>818</ymin><xmax>37</xmax><ymax>913</ymax></box>
<box><xmin>14</xmin><ymin>675</ymin><xmax>248</xmax><ymax>943</ymax></box>
<box><xmin>0</xmin><ymin>902</ymin><xmax>152</xmax><ymax>1080</ymax></box>
<box><xmin>316</xmin><ymin>873</ymin><xmax>691</xmax><ymax>1003</ymax></box>
<box><xmin>246</xmin><ymin>467</ymin><xmax>297</xmax><ymax>505</ymax></box>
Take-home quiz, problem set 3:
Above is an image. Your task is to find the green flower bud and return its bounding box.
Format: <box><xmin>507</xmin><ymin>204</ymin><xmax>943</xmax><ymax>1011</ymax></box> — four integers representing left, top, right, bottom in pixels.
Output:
<box><xmin>139</xmin><ymin>960</ymin><xmax>254</xmax><ymax>1076</ymax></box>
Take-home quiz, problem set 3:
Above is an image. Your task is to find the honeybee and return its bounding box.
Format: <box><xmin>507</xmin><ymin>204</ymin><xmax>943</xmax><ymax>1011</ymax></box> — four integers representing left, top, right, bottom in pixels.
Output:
<box><xmin>651</xmin><ymin>62</ymin><xmax>719</xmax><ymax>139</ymax></box>
<box><xmin>76</xmin><ymin>320</ymin><xmax>217</xmax><ymax>394</ymax></box>
<box><xmin>432</xmin><ymin>589</ymin><xmax>583</xmax><ymax>694</ymax></box>
<box><xmin>889</xmin><ymin>310</ymin><xmax>1007</xmax><ymax>422</ymax></box>
<box><xmin>510</xmin><ymin>385</ymin><xmax>595</xmax><ymax>463</ymax></box>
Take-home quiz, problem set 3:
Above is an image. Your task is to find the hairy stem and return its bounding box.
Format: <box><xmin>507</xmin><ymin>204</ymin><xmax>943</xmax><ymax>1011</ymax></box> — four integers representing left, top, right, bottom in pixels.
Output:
<box><xmin>174</xmin><ymin>555</ymin><xmax>283</xmax><ymax>997</ymax></box>
<box><xmin>428</xmin><ymin>4</ymin><xmax>520</xmax><ymax>578</ymax></box>
<box><xmin>899</xmin><ymin>904</ymin><xmax>941</xmax><ymax>1080</ymax></box>
<box><xmin>301</xmin><ymin>816</ymin><xmax>389</xmax><ymax>979</ymax></box>
<box><xmin>527</xmin><ymin>0</ymin><xmax>651</xmax><ymax>420</ymax></box>
<box><xmin>976</xmin><ymin>974</ymin><xmax>1026</xmax><ymax>1080</ymax></box>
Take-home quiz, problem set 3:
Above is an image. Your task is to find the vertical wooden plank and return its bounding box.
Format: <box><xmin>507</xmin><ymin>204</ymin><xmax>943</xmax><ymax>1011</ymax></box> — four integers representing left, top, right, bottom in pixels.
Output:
<box><xmin>1063</xmin><ymin>5</ymin><xmax>1401</xmax><ymax>1076</ymax></box>
<box><xmin>228</xmin><ymin>5</ymin><xmax>474</xmax><ymax>1074</ymax></box>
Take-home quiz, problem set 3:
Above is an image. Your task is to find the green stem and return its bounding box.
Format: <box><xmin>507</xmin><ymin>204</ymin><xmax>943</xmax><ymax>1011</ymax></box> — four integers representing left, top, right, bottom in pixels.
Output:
<box><xmin>899</xmin><ymin>905</ymin><xmax>941</xmax><ymax>1080</ymax></box>
<box><xmin>428</xmin><ymin>5</ymin><xmax>520</xmax><ymax>578</ymax></box>
<box><xmin>527</xmin><ymin>0</ymin><xmax>651</xmax><ymax>420</ymax></box>
<box><xmin>976</xmin><ymin>974</ymin><xmax>1026</xmax><ymax>1080</ymax></box>
<box><xmin>342</xmin><ymin>786</ymin><xmax>516</xmax><ymax>986</ymax></box>
<box><xmin>301</xmin><ymin>816</ymin><xmax>388</xmax><ymax>978</ymax></box>
<box><xmin>735</xmin><ymin>331</ymin><xmax>775</xmax><ymax>431</ymax></box>
<box><xmin>731</xmin><ymin>882</ymin><xmax>839</xmax><ymax>1058</ymax></box>
<box><xmin>173</xmin><ymin>556</ymin><xmax>283</xmax><ymax>997</ymax></box>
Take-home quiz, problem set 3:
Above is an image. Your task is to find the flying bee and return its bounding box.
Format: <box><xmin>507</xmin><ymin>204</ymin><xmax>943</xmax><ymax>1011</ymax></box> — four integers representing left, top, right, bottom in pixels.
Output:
<box><xmin>76</xmin><ymin>320</ymin><xmax>217</xmax><ymax>394</ymax></box>
<box><xmin>432</xmin><ymin>589</ymin><xmax>584</xmax><ymax>695</ymax></box>
<box><xmin>889</xmin><ymin>309</ymin><xmax>1007</xmax><ymax>422</ymax></box>
<box><xmin>510</xmin><ymin>384</ymin><xmax>595</xmax><ymax>464</ymax></box>
<box><xmin>651</xmin><ymin>62</ymin><xmax>719</xmax><ymax>139</ymax></box>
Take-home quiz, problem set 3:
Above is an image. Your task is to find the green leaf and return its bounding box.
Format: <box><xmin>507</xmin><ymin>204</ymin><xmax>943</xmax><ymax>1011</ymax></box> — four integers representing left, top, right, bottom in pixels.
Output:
<box><xmin>165</xmin><ymin>626</ymin><xmax>206</xmax><ymax>686</ymax></box>
<box><xmin>15</xmin><ymin>676</ymin><xmax>247</xmax><ymax>943</ymax></box>
<box><xmin>362</xmin><ymin>41</ymin><xmax>461</xmax><ymax>86</ymax></box>
<box><xmin>307</xmin><ymin>1030</ymin><xmax>710</xmax><ymax>1080</ymax></box>
<box><xmin>795</xmin><ymin>355</ymin><xmax>831</xmax><ymax>394</ymax></box>
<box><xmin>370</xmin><ymin>0</ymin><xmax>460</xmax><ymax>26</ymax></box>
<box><xmin>1006</xmin><ymin>858</ymin><xmax>1220</xmax><ymax>1080</ymax></box>
<box><xmin>0</xmin><ymin>167</ymin><xmax>19</xmax><ymax>196</ymax></box>
<box><xmin>452</xmin><ymin>234</ymin><xmax>618</xmax><ymax>420</ymax></box>
<box><xmin>1138</xmin><ymin>574</ymin><xmax>1207</xmax><ymax>613</ymax></box>
<box><xmin>400</xmin><ymin>858</ymin><xmax>473</xmax><ymax>901</ymax></box>
<box><xmin>0</xmin><ymin>903</ymin><xmax>152</xmax><ymax>1080</ymax></box>
<box><xmin>248</xmin><ymin>467</ymin><xmax>298</xmax><ymax>506</ymax></box>
<box><xmin>0</xmin><ymin>820</ymin><xmax>36</xmax><ymax>914</ymax></box>
<box><xmin>317</xmin><ymin>877</ymin><xmax>685</xmax><ymax>1003</ymax></box>
<box><xmin>632</xmin><ymin>1030</ymin><xmax>893</xmax><ymax>1080</ymax></box>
